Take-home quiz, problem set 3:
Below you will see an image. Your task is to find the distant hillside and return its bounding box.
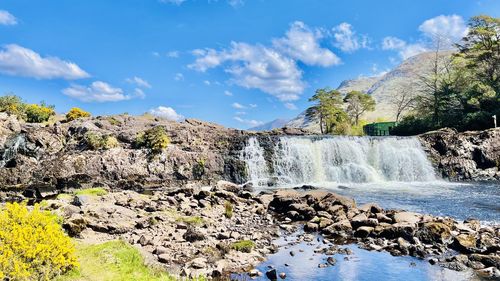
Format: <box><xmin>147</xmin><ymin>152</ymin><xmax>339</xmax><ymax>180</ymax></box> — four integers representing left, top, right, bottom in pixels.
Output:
<box><xmin>249</xmin><ymin>118</ymin><xmax>289</xmax><ymax>131</ymax></box>
<box><xmin>285</xmin><ymin>51</ymin><xmax>453</xmax><ymax>132</ymax></box>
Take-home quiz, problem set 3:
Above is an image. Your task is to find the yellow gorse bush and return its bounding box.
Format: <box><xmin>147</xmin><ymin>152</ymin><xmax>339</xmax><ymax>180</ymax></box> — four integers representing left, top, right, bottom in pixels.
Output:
<box><xmin>0</xmin><ymin>202</ymin><xmax>78</xmax><ymax>281</ymax></box>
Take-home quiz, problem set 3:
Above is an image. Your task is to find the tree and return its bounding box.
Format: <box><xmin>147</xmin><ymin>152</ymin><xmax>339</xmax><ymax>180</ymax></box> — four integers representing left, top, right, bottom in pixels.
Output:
<box><xmin>343</xmin><ymin>91</ymin><xmax>375</xmax><ymax>125</ymax></box>
<box><xmin>391</xmin><ymin>84</ymin><xmax>418</xmax><ymax>122</ymax></box>
<box><xmin>308</xmin><ymin>88</ymin><xmax>346</xmax><ymax>134</ymax></box>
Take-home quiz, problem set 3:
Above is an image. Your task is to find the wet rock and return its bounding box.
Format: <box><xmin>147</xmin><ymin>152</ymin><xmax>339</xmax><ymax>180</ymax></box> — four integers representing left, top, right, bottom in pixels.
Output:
<box><xmin>393</xmin><ymin>212</ymin><xmax>420</xmax><ymax>225</ymax></box>
<box><xmin>326</xmin><ymin>257</ymin><xmax>337</xmax><ymax>266</ymax></box>
<box><xmin>452</xmin><ymin>234</ymin><xmax>477</xmax><ymax>253</ymax></box>
<box><xmin>279</xmin><ymin>272</ymin><xmax>287</xmax><ymax>279</ymax></box>
<box><xmin>354</xmin><ymin>226</ymin><xmax>374</xmax><ymax>238</ymax></box>
<box><xmin>266</xmin><ymin>268</ymin><xmax>277</xmax><ymax>280</ymax></box>
<box><xmin>476</xmin><ymin>267</ymin><xmax>500</xmax><ymax>279</ymax></box>
<box><xmin>359</xmin><ymin>203</ymin><xmax>383</xmax><ymax>214</ymax></box>
<box><xmin>469</xmin><ymin>254</ymin><xmax>500</xmax><ymax>268</ymax></box>
<box><xmin>415</xmin><ymin>222</ymin><xmax>452</xmax><ymax>245</ymax></box>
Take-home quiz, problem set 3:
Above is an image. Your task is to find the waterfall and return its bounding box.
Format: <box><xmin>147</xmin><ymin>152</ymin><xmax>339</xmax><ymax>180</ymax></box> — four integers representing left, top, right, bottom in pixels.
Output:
<box><xmin>241</xmin><ymin>136</ymin><xmax>437</xmax><ymax>186</ymax></box>
<box><xmin>0</xmin><ymin>135</ymin><xmax>26</xmax><ymax>168</ymax></box>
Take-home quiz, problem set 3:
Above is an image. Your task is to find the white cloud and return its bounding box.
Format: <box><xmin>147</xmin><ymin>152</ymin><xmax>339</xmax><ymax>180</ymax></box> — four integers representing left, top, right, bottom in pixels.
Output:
<box><xmin>126</xmin><ymin>76</ymin><xmax>151</xmax><ymax>88</ymax></box>
<box><xmin>134</xmin><ymin>88</ymin><xmax>146</xmax><ymax>99</ymax></box>
<box><xmin>0</xmin><ymin>44</ymin><xmax>89</xmax><ymax>80</ymax></box>
<box><xmin>152</xmin><ymin>51</ymin><xmax>160</xmax><ymax>57</ymax></box>
<box><xmin>0</xmin><ymin>10</ymin><xmax>17</xmax><ymax>25</ymax></box>
<box><xmin>63</xmin><ymin>81</ymin><xmax>132</xmax><ymax>102</ymax></box>
<box><xmin>227</xmin><ymin>0</ymin><xmax>244</xmax><ymax>7</ymax></box>
<box><xmin>381</xmin><ymin>36</ymin><xmax>427</xmax><ymax>60</ymax></box>
<box><xmin>149</xmin><ymin>106</ymin><xmax>185</xmax><ymax>121</ymax></box>
<box><xmin>273</xmin><ymin>21</ymin><xmax>340</xmax><ymax>67</ymax></box>
<box><xmin>234</xmin><ymin>116</ymin><xmax>263</xmax><ymax>127</ymax></box>
<box><xmin>419</xmin><ymin>14</ymin><xmax>468</xmax><ymax>42</ymax></box>
<box><xmin>203</xmin><ymin>80</ymin><xmax>211</xmax><ymax>85</ymax></box>
<box><xmin>381</xmin><ymin>36</ymin><xmax>406</xmax><ymax>50</ymax></box>
<box><xmin>332</xmin><ymin>22</ymin><xmax>370</xmax><ymax>53</ymax></box>
<box><xmin>167</xmin><ymin>51</ymin><xmax>179</xmax><ymax>58</ymax></box>
<box><xmin>284</xmin><ymin>102</ymin><xmax>298</xmax><ymax>110</ymax></box>
<box><xmin>235</xmin><ymin>111</ymin><xmax>246</xmax><ymax>115</ymax></box>
<box><xmin>249</xmin><ymin>103</ymin><xmax>257</xmax><ymax>108</ymax></box>
<box><xmin>174</xmin><ymin>72</ymin><xmax>184</xmax><ymax>81</ymax></box>
<box><xmin>232</xmin><ymin>102</ymin><xmax>245</xmax><ymax>109</ymax></box>
<box><xmin>224</xmin><ymin>90</ymin><xmax>233</xmax><ymax>96</ymax></box>
<box><xmin>190</xmin><ymin>42</ymin><xmax>305</xmax><ymax>101</ymax></box>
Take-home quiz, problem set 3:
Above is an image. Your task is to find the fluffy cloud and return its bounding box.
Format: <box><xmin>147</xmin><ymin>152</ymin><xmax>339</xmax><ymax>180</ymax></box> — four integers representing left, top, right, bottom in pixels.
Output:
<box><xmin>224</xmin><ymin>90</ymin><xmax>233</xmax><ymax>96</ymax></box>
<box><xmin>332</xmin><ymin>22</ymin><xmax>370</xmax><ymax>53</ymax></box>
<box><xmin>63</xmin><ymin>81</ymin><xmax>134</xmax><ymax>102</ymax></box>
<box><xmin>234</xmin><ymin>116</ymin><xmax>263</xmax><ymax>127</ymax></box>
<box><xmin>419</xmin><ymin>14</ymin><xmax>468</xmax><ymax>42</ymax></box>
<box><xmin>190</xmin><ymin>42</ymin><xmax>306</xmax><ymax>101</ymax></box>
<box><xmin>0</xmin><ymin>44</ymin><xmax>89</xmax><ymax>80</ymax></box>
<box><xmin>149</xmin><ymin>106</ymin><xmax>185</xmax><ymax>121</ymax></box>
<box><xmin>0</xmin><ymin>10</ymin><xmax>17</xmax><ymax>25</ymax></box>
<box><xmin>174</xmin><ymin>73</ymin><xmax>184</xmax><ymax>81</ymax></box>
<box><xmin>232</xmin><ymin>102</ymin><xmax>245</xmax><ymax>109</ymax></box>
<box><xmin>126</xmin><ymin>76</ymin><xmax>151</xmax><ymax>88</ymax></box>
<box><xmin>273</xmin><ymin>21</ymin><xmax>340</xmax><ymax>67</ymax></box>
<box><xmin>167</xmin><ymin>51</ymin><xmax>179</xmax><ymax>58</ymax></box>
<box><xmin>381</xmin><ymin>37</ymin><xmax>427</xmax><ymax>60</ymax></box>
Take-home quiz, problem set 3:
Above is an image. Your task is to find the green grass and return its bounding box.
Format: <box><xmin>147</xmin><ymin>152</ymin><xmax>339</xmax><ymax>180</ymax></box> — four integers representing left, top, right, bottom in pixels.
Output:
<box><xmin>224</xmin><ymin>201</ymin><xmax>233</xmax><ymax>219</ymax></box>
<box><xmin>57</xmin><ymin>240</ymin><xmax>206</xmax><ymax>281</ymax></box>
<box><xmin>231</xmin><ymin>240</ymin><xmax>255</xmax><ymax>253</ymax></box>
<box><xmin>175</xmin><ymin>216</ymin><xmax>204</xmax><ymax>225</ymax></box>
<box><xmin>74</xmin><ymin>188</ymin><xmax>108</xmax><ymax>197</ymax></box>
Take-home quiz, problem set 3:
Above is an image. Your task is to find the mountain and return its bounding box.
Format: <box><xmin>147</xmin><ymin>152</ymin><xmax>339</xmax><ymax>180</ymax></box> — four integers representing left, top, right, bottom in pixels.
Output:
<box><xmin>249</xmin><ymin>118</ymin><xmax>289</xmax><ymax>131</ymax></box>
<box><xmin>285</xmin><ymin>51</ymin><xmax>453</xmax><ymax>132</ymax></box>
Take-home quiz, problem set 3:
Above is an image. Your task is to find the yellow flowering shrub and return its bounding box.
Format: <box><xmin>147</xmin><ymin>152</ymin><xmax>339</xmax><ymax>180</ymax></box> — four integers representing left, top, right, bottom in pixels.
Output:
<box><xmin>66</xmin><ymin>107</ymin><xmax>91</xmax><ymax>121</ymax></box>
<box><xmin>0</xmin><ymin>202</ymin><xmax>78</xmax><ymax>280</ymax></box>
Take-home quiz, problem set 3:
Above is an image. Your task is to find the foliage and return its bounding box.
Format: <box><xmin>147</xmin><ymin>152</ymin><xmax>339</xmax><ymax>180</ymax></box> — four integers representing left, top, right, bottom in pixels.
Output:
<box><xmin>0</xmin><ymin>202</ymin><xmax>78</xmax><ymax>280</ymax></box>
<box><xmin>394</xmin><ymin>14</ymin><xmax>500</xmax><ymax>135</ymax></box>
<box><xmin>343</xmin><ymin>91</ymin><xmax>375</xmax><ymax>125</ymax></box>
<box><xmin>106</xmin><ymin>116</ymin><xmax>122</xmax><ymax>126</ymax></box>
<box><xmin>0</xmin><ymin>95</ymin><xmax>55</xmax><ymax>123</ymax></box>
<box><xmin>231</xmin><ymin>240</ymin><xmax>255</xmax><ymax>253</ymax></box>
<box><xmin>57</xmin><ymin>240</ymin><xmax>205</xmax><ymax>281</ymax></box>
<box><xmin>307</xmin><ymin>88</ymin><xmax>349</xmax><ymax>134</ymax></box>
<box><xmin>74</xmin><ymin>188</ymin><xmax>108</xmax><ymax>197</ymax></box>
<box><xmin>135</xmin><ymin>126</ymin><xmax>170</xmax><ymax>153</ymax></box>
<box><xmin>224</xmin><ymin>201</ymin><xmax>233</xmax><ymax>218</ymax></box>
<box><xmin>66</xmin><ymin>107</ymin><xmax>91</xmax><ymax>122</ymax></box>
<box><xmin>84</xmin><ymin>132</ymin><xmax>119</xmax><ymax>150</ymax></box>
<box><xmin>193</xmin><ymin>159</ymin><xmax>206</xmax><ymax>179</ymax></box>
<box><xmin>175</xmin><ymin>216</ymin><xmax>204</xmax><ymax>225</ymax></box>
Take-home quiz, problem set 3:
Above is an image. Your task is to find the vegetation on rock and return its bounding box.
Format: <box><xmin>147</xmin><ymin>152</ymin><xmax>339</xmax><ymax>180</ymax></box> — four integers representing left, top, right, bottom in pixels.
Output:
<box><xmin>0</xmin><ymin>202</ymin><xmax>78</xmax><ymax>280</ymax></box>
<box><xmin>74</xmin><ymin>187</ymin><xmax>108</xmax><ymax>196</ymax></box>
<box><xmin>224</xmin><ymin>201</ymin><xmax>233</xmax><ymax>218</ymax></box>
<box><xmin>135</xmin><ymin>126</ymin><xmax>170</xmax><ymax>153</ymax></box>
<box><xmin>0</xmin><ymin>95</ymin><xmax>55</xmax><ymax>123</ymax></box>
<box><xmin>66</xmin><ymin>107</ymin><xmax>91</xmax><ymax>122</ymax></box>
<box><xmin>84</xmin><ymin>132</ymin><xmax>119</xmax><ymax>150</ymax></box>
<box><xmin>231</xmin><ymin>240</ymin><xmax>255</xmax><ymax>253</ymax></box>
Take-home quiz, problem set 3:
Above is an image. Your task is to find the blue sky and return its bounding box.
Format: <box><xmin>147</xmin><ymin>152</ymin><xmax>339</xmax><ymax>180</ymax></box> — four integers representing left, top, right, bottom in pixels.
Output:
<box><xmin>0</xmin><ymin>0</ymin><xmax>499</xmax><ymax>129</ymax></box>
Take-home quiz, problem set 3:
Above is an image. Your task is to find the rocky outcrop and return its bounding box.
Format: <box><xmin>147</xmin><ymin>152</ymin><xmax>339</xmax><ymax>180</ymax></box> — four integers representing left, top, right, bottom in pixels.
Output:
<box><xmin>40</xmin><ymin>185</ymin><xmax>500</xmax><ymax>279</ymax></box>
<box><xmin>419</xmin><ymin>128</ymin><xmax>500</xmax><ymax>181</ymax></box>
<box><xmin>0</xmin><ymin>113</ymin><xmax>309</xmax><ymax>195</ymax></box>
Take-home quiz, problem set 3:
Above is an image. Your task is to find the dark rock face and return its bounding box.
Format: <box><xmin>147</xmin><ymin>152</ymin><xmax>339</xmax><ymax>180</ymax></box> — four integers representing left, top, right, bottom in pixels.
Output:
<box><xmin>419</xmin><ymin>128</ymin><xmax>500</xmax><ymax>180</ymax></box>
<box><xmin>0</xmin><ymin>114</ymin><xmax>311</xmax><ymax>194</ymax></box>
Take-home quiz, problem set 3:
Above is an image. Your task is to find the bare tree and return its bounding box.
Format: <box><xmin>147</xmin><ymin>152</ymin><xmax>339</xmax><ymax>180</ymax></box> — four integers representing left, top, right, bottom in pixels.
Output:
<box><xmin>391</xmin><ymin>83</ymin><xmax>418</xmax><ymax>122</ymax></box>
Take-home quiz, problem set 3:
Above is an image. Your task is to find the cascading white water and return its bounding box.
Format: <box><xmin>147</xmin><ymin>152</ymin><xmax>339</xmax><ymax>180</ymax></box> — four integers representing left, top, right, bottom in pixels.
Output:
<box><xmin>241</xmin><ymin>136</ymin><xmax>437</xmax><ymax>186</ymax></box>
<box><xmin>0</xmin><ymin>135</ymin><xmax>25</xmax><ymax>168</ymax></box>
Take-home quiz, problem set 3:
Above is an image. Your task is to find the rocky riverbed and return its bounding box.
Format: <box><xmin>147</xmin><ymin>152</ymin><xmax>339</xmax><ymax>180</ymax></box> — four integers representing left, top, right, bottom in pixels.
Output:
<box><xmin>32</xmin><ymin>181</ymin><xmax>500</xmax><ymax>279</ymax></box>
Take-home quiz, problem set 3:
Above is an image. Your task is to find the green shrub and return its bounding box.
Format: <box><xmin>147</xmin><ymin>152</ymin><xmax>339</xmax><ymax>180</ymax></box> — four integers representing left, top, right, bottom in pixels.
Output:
<box><xmin>84</xmin><ymin>132</ymin><xmax>119</xmax><ymax>150</ymax></box>
<box><xmin>193</xmin><ymin>159</ymin><xmax>206</xmax><ymax>179</ymax></box>
<box><xmin>391</xmin><ymin>115</ymin><xmax>437</xmax><ymax>136</ymax></box>
<box><xmin>106</xmin><ymin>117</ymin><xmax>122</xmax><ymax>126</ymax></box>
<box><xmin>0</xmin><ymin>202</ymin><xmax>78</xmax><ymax>280</ymax></box>
<box><xmin>0</xmin><ymin>95</ymin><xmax>55</xmax><ymax>123</ymax></box>
<box><xmin>231</xmin><ymin>240</ymin><xmax>255</xmax><ymax>253</ymax></box>
<box><xmin>135</xmin><ymin>126</ymin><xmax>170</xmax><ymax>153</ymax></box>
<box><xmin>224</xmin><ymin>201</ymin><xmax>233</xmax><ymax>219</ymax></box>
<box><xmin>175</xmin><ymin>216</ymin><xmax>204</xmax><ymax>225</ymax></box>
<box><xmin>66</xmin><ymin>107</ymin><xmax>91</xmax><ymax>122</ymax></box>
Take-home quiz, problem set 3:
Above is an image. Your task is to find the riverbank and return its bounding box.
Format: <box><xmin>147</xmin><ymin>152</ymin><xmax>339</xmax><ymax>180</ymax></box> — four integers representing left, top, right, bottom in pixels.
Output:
<box><xmin>32</xmin><ymin>181</ymin><xmax>500</xmax><ymax>280</ymax></box>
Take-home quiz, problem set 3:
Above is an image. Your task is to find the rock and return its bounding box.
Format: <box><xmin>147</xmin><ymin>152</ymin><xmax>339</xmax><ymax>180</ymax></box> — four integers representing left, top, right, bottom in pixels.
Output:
<box><xmin>289</xmin><ymin>251</ymin><xmax>295</xmax><ymax>256</ymax></box>
<box><xmin>379</xmin><ymin>223</ymin><xmax>415</xmax><ymax>240</ymax></box>
<box><xmin>326</xmin><ymin>257</ymin><xmax>337</xmax><ymax>266</ymax></box>
<box><xmin>190</xmin><ymin>257</ymin><xmax>207</xmax><ymax>269</ymax></box>
<box><xmin>304</xmin><ymin>222</ymin><xmax>319</xmax><ymax>232</ymax></box>
<box><xmin>138</xmin><ymin>235</ymin><xmax>152</xmax><ymax>246</ymax></box>
<box><xmin>158</xmin><ymin>254</ymin><xmax>170</xmax><ymax>263</ymax></box>
<box><xmin>393</xmin><ymin>212</ymin><xmax>420</xmax><ymax>224</ymax></box>
<box><xmin>452</xmin><ymin>234</ymin><xmax>477</xmax><ymax>253</ymax></box>
<box><xmin>249</xmin><ymin>269</ymin><xmax>261</xmax><ymax>277</ymax></box>
<box><xmin>354</xmin><ymin>226</ymin><xmax>374</xmax><ymax>238</ymax></box>
<box><xmin>63</xmin><ymin>214</ymin><xmax>87</xmax><ymax>236</ymax></box>
<box><xmin>469</xmin><ymin>254</ymin><xmax>500</xmax><ymax>268</ymax></box>
<box><xmin>415</xmin><ymin>222</ymin><xmax>452</xmax><ymax>245</ymax></box>
<box><xmin>318</xmin><ymin>218</ymin><xmax>334</xmax><ymax>229</ymax></box>
<box><xmin>216</xmin><ymin>180</ymin><xmax>240</xmax><ymax>193</ymax></box>
<box><xmin>154</xmin><ymin>246</ymin><xmax>168</xmax><ymax>255</ymax></box>
<box><xmin>266</xmin><ymin>268</ymin><xmax>277</xmax><ymax>280</ymax></box>
<box><xmin>359</xmin><ymin>203</ymin><xmax>383</xmax><ymax>214</ymax></box>
<box><xmin>279</xmin><ymin>272</ymin><xmax>287</xmax><ymax>279</ymax></box>
<box><xmin>183</xmin><ymin>227</ymin><xmax>206</xmax><ymax>242</ymax></box>
<box><xmin>289</xmin><ymin>203</ymin><xmax>316</xmax><ymax>220</ymax></box>
<box><xmin>476</xmin><ymin>267</ymin><xmax>500</xmax><ymax>279</ymax></box>
<box><xmin>376</xmin><ymin>213</ymin><xmax>392</xmax><ymax>223</ymax></box>
<box><xmin>322</xmin><ymin>219</ymin><xmax>352</xmax><ymax>235</ymax></box>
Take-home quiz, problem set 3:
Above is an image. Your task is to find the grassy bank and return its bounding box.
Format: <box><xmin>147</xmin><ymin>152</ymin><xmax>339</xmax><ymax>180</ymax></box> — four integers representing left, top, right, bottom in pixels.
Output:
<box><xmin>57</xmin><ymin>240</ymin><xmax>205</xmax><ymax>281</ymax></box>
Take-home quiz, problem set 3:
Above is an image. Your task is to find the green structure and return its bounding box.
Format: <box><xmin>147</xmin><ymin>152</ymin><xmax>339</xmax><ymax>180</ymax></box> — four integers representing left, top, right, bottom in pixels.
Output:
<box><xmin>363</xmin><ymin>121</ymin><xmax>397</xmax><ymax>136</ymax></box>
